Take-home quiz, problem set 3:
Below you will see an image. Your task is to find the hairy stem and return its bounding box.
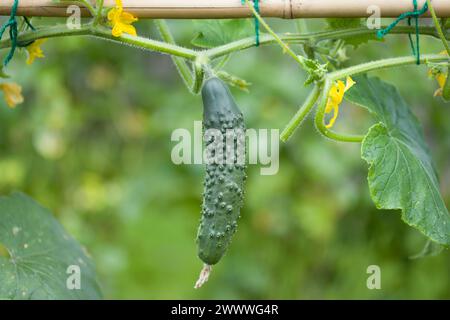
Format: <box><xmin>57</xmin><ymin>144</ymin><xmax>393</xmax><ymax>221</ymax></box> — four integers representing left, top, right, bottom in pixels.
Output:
<box><xmin>329</xmin><ymin>54</ymin><xmax>449</xmax><ymax>80</ymax></box>
<box><xmin>94</xmin><ymin>0</ymin><xmax>105</xmax><ymax>26</ymax></box>
<box><xmin>192</xmin><ymin>59</ymin><xmax>206</xmax><ymax>94</ymax></box>
<box><xmin>205</xmin><ymin>26</ymin><xmax>442</xmax><ymax>59</ymax></box>
<box><xmin>295</xmin><ymin>19</ymin><xmax>308</xmax><ymax>34</ymax></box>
<box><xmin>76</xmin><ymin>0</ymin><xmax>96</xmax><ymax>16</ymax></box>
<box><xmin>213</xmin><ymin>55</ymin><xmax>231</xmax><ymax>70</ymax></box>
<box><xmin>154</xmin><ymin>20</ymin><xmax>194</xmax><ymax>89</ymax></box>
<box><xmin>0</xmin><ymin>23</ymin><xmax>198</xmax><ymax>60</ymax></box>
<box><xmin>0</xmin><ymin>23</ymin><xmax>444</xmax><ymax>63</ymax></box>
<box><xmin>280</xmin><ymin>85</ymin><xmax>321</xmax><ymax>142</ymax></box>
<box><xmin>90</xmin><ymin>25</ymin><xmax>198</xmax><ymax>59</ymax></box>
<box><xmin>244</xmin><ymin>0</ymin><xmax>303</xmax><ymax>66</ymax></box>
<box><xmin>426</xmin><ymin>0</ymin><xmax>450</xmax><ymax>56</ymax></box>
<box><xmin>0</xmin><ymin>24</ymin><xmax>92</xmax><ymax>48</ymax></box>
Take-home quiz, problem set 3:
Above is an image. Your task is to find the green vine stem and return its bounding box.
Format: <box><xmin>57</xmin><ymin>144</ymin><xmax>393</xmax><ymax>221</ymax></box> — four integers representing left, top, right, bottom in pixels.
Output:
<box><xmin>192</xmin><ymin>56</ymin><xmax>207</xmax><ymax>94</ymax></box>
<box><xmin>244</xmin><ymin>0</ymin><xmax>303</xmax><ymax>66</ymax></box>
<box><xmin>314</xmin><ymin>79</ymin><xmax>365</xmax><ymax>143</ymax></box>
<box><xmin>2</xmin><ymin>24</ymin><xmax>92</xmax><ymax>47</ymax></box>
<box><xmin>329</xmin><ymin>54</ymin><xmax>449</xmax><ymax>80</ymax></box>
<box><xmin>314</xmin><ymin>54</ymin><xmax>450</xmax><ymax>143</ymax></box>
<box><xmin>213</xmin><ymin>55</ymin><xmax>231</xmax><ymax>71</ymax></box>
<box><xmin>205</xmin><ymin>26</ymin><xmax>445</xmax><ymax>60</ymax></box>
<box><xmin>91</xmin><ymin>26</ymin><xmax>197</xmax><ymax>59</ymax></box>
<box><xmin>94</xmin><ymin>0</ymin><xmax>105</xmax><ymax>26</ymax></box>
<box><xmin>75</xmin><ymin>0</ymin><xmax>96</xmax><ymax>16</ymax></box>
<box><xmin>426</xmin><ymin>0</ymin><xmax>450</xmax><ymax>56</ymax></box>
<box><xmin>154</xmin><ymin>20</ymin><xmax>194</xmax><ymax>90</ymax></box>
<box><xmin>280</xmin><ymin>85</ymin><xmax>321</xmax><ymax>142</ymax></box>
<box><xmin>295</xmin><ymin>19</ymin><xmax>308</xmax><ymax>34</ymax></box>
<box><xmin>0</xmin><ymin>23</ymin><xmax>446</xmax><ymax>62</ymax></box>
<box><xmin>0</xmin><ymin>23</ymin><xmax>198</xmax><ymax>60</ymax></box>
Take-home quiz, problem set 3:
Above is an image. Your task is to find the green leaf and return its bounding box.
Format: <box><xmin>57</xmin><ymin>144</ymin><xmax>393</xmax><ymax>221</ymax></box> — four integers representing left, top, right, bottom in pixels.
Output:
<box><xmin>216</xmin><ymin>70</ymin><xmax>251</xmax><ymax>92</ymax></box>
<box><xmin>191</xmin><ymin>19</ymin><xmax>254</xmax><ymax>48</ymax></box>
<box><xmin>326</xmin><ymin>18</ymin><xmax>363</xmax><ymax>30</ymax></box>
<box><xmin>0</xmin><ymin>193</ymin><xmax>102</xmax><ymax>299</ymax></box>
<box><xmin>297</xmin><ymin>56</ymin><xmax>328</xmax><ymax>86</ymax></box>
<box><xmin>345</xmin><ymin>76</ymin><xmax>450</xmax><ymax>246</ymax></box>
<box><xmin>325</xmin><ymin>18</ymin><xmax>380</xmax><ymax>48</ymax></box>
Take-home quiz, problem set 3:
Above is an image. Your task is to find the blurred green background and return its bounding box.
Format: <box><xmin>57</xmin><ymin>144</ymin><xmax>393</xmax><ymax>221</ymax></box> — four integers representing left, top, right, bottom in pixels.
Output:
<box><xmin>0</xmin><ymin>18</ymin><xmax>449</xmax><ymax>299</ymax></box>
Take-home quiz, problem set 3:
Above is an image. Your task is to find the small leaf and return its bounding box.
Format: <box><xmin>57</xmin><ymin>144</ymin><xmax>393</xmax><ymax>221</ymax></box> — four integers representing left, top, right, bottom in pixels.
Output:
<box><xmin>0</xmin><ymin>193</ymin><xmax>102</xmax><ymax>299</ymax></box>
<box><xmin>345</xmin><ymin>76</ymin><xmax>450</xmax><ymax>246</ymax></box>
<box><xmin>191</xmin><ymin>19</ymin><xmax>254</xmax><ymax>48</ymax></box>
<box><xmin>216</xmin><ymin>70</ymin><xmax>251</xmax><ymax>92</ymax></box>
<box><xmin>297</xmin><ymin>56</ymin><xmax>328</xmax><ymax>86</ymax></box>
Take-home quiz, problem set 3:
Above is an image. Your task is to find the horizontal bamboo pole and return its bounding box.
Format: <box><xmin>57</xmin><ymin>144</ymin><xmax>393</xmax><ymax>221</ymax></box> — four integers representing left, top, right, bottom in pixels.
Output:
<box><xmin>0</xmin><ymin>0</ymin><xmax>449</xmax><ymax>19</ymax></box>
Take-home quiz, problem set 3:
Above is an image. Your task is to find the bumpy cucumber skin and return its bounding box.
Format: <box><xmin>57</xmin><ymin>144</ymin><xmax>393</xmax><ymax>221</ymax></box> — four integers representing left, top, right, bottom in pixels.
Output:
<box><xmin>197</xmin><ymin>78</ymin><xmax>247</xmax><ymax>265</ymax></box>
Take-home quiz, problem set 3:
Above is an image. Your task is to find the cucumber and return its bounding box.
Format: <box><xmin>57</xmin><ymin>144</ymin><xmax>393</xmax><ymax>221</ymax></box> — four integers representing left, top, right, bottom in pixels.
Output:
<box><xmin>195</xmin><ymin>77</ymin><xmax>246</xmax><ymax>288</ymax></box>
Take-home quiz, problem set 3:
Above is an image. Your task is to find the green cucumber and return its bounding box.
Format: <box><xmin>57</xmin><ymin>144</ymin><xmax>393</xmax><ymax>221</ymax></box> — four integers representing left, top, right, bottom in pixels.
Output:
<box><xmin>195</xmin><ymin>77</ymin><xmax>247</xmax><ymax>287</ymax></box>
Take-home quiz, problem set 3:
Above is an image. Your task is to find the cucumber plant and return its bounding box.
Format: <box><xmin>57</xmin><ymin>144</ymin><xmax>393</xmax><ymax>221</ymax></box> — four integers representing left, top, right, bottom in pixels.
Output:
<box><xmin>0</xmin><ymin>0</ymin><xmax>450</xmax><ymax>295</ymax></box>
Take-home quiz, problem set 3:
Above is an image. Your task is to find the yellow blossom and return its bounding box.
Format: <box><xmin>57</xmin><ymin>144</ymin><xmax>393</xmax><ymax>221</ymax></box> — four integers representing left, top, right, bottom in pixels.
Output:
<box><xmin>324</xmin><ymin>76</ymin><xmax>355</xmax><ymax>128</ymax></box>
<box><xmin>26</xmin><ymin>39</ymin><xmax>47</xmax><ymax>65</ymax></box>
<box><xmin>107</xmin><ymin>0</ymin><xmax>138</xmax><ymax>37</ymax></box>
<box><xmin>0</xmin><ymin>82</ymin><xmax>24</xmax><ymax>108</ymax></box>
<box><xmin>429</xmin><ymin>51</ymin><xmax>449</xmax><ymax>97</ymax></box>
<box><xmin>433</xmin><ymin>73</ymin><xmax>447</xmax><ymax>97</ymax></box>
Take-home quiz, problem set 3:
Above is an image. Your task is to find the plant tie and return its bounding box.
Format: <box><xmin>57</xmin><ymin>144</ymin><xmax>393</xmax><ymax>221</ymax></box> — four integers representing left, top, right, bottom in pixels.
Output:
<box><xmin>376</xmin><ymin>0</ymin><xmax>429</xmax><ymax>65</ymax></box>
<box><xmin>0</xmin><ymin>0</ymin><xmax>36</xmax><ymax>67</ymax></box>
<box><xmin>242</xmin><ymin>0</ymin><xmax>260</xmax><ymax>46</ymax></box>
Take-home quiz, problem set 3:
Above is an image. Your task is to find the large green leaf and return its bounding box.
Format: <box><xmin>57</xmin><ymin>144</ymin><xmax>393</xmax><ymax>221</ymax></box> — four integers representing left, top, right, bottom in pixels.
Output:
<box><xmin>0</xmin><ymin>193</ymin><xmax>102</xmax><ymax>299</ymax></box>
<box><xmin>345</xmin><ymin>76</ymin><xmax>450</xmax><ymax>246</ymax></box>
<box><xmin>191</xmin><ymin>19</ymin><xmax>254</xmax><ymax>48</ymax></box>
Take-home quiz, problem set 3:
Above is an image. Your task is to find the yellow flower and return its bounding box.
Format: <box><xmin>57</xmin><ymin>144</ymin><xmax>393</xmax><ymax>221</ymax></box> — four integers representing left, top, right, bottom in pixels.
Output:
<box><xmin>107</xmin><ymin>0</ymin><xmax>138</xmax><ymax>37</ymax></box>
<box><xmin>429</xmin><ymin>51</ymin><xmax>449</xmax><ymax>97</ymax></box>
<box><xmin>0</xmin><ymin>82</ymin><xmax>24</xmax><ymax>108</ymax></box>
<box><xmin>324</xmin><ymin>76</ymin><xmax>355</xmax><ymax>128</ymax></box>
<box><xmin>434</xmin><ymin>73</ymin><xmax>447</xmax><ymax>97</ymax></box>
<box><xmin>26</xmin><ymin>39</ymin><xmax>47</xmax><ymax>65</ymax></box>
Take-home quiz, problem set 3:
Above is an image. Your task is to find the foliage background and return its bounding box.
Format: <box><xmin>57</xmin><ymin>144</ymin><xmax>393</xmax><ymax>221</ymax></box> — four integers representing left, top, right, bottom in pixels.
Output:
<box><xmin>0</xmin><ymin>18</ymin><xmax>449</xmax><ymax>299</ymax></box>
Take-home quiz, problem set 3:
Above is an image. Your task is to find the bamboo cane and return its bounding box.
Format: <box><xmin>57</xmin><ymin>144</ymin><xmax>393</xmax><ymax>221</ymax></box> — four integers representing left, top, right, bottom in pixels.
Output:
<box><xmin>0</xmin><ymin>0</ymin><xmax>449</xmax><ymax>18</ymax></box>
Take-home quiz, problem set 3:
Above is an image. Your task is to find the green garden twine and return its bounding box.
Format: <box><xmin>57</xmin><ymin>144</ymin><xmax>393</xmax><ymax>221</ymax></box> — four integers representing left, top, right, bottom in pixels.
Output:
<box><xmin>377</xmin><ymin>0</ymin><xmax>429</xmax><ymax>65</ymax></box>
<box><xmin>0</xmin><ymin>0</ymin><xmax>36</xmax><ymax>67</ymax></box>
<box><xmin>242</xmin><ymin>0</ymin><xmax>260</xmax><ymax>46</ymax></box>
<box><xmin>0</xmin><ymin>0</ymin><xmax>19</xmax><ymax>66</ymax></box>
